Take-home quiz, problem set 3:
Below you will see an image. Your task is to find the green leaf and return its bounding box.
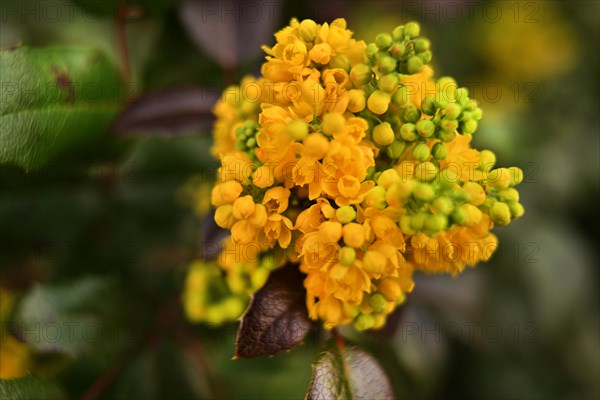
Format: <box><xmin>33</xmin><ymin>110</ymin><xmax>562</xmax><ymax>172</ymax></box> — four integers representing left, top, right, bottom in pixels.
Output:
<box><xmin>0</xmin><ymin>375</ymin><xmax>66</xmax><ymax>400</ymax></box>
<box><xmin>12</xmin><ymin>277</ymin><xmax>117</xmax><ymax>357</ymax></box>
<box><xmin>234</xmin><ymin>264</ymin><xmax>311</xmax><ymax>358</ymax></box>
<box><xmin>306</xmin><ymin>340</ymin><xmax>394</xmax><ymax>400</ymax></box>
<box><xmin>0</xmin><ymin>46</ymin><xmax>124</xmax><ymax>170</ymax></box>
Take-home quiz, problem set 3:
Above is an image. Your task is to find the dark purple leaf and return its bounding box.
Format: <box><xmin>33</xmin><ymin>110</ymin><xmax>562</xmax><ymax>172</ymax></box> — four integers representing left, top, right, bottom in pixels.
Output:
<box><xmin>111</xmin><ymin>87</ymin><xmax>218</xmax><ymax>136</ymax></box>
<box><xmin>234</xmin><ymin>264</ymin><xmax>310</xmax><ymax>358</ymax></box>
<box><xmin>179</xmin><ymin>0</ymin><xmax>282</xmax><ymax>69</ymax></box>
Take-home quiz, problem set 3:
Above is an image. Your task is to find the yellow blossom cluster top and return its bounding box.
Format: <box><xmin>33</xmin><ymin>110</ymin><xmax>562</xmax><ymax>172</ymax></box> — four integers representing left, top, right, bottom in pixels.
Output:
<box><xmin>185</xmin><ymin>19</ymin><xmax>524</xmax><ymax>330</ymax></box>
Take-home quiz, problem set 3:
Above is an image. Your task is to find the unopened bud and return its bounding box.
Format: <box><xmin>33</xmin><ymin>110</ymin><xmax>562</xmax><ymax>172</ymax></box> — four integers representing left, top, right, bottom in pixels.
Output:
<box><xmin>379</xmin><ymin>56</ymin><xmax>397</xmax><ymax>74</ymax></box>
<box><xmin>378</xmin><ymin>73</ymin><xmax>399</xmax><ymax>92</ymax></box>
<box><xmin>386</xmin><ymin>140</ymin><xmax>406</xmax><ymax>159</ymax></box>
<box><xmin>407</xmin><ymin>56</ymin><xmax>424</xmax><ymax>74</ymax></box>
<box><xmin>338</xmin><ymin>246</ymin><xmax>356</xmax><ymax>266</ymax></box>
<box><xmin>490</xmin><ymin>201</ymin><xmax>511</xmax><ymax>226</ymax></box>
<box><xmin>373</xmin><ymin>122</ymin><xmax>395</xmax><ymax>146</ymax></box>
<box><xmin>375</xmin><ymin>33</ymin><xmax>393</xmax><ymax>50</ymax></box>
<box><xmin>432</xmin><ymin>142</ymin><xmax>448</xmax><ymax>160</ymax></box>
<box><xmin>286</xmin><ymin>120</ymin><xmax>309</xmax><ymax>141</ymax></box>
<box><xmin>415</xmin><ymin>162</ymin><xmax>438</xmax><ymax>181</ymax></box>
<box><xmin>413</xmin><ymin>182</ymin><xmax>435</xmax><ymax>202</ymax></box>
<box><xmin>299</xmin><ymin>19</ymin><xmax>318</xmax><ymax>42</ymax></box>
<box><xmin>404</xmin><ymin>21</ymin><xmax>421</xmax><ymax>38</ymax></box>
<box><xmin>364</xmin><ymin>186</ymin><xmax>387</xmax><ymax>209</ymax></box>
<box><xmin>369</xmin><ymin>293</ymin><xmax>388</xmax><ymax>313</ymax></box>
<box><xmin>336</xmin><ymin>205</ymin><xmax>356</xmax><ymax>223</ymax></box>
<box><xmin>350</xmin><ymin>64</ymin><xmax>372</xmax><ymax>86</ymax></box>
<box><xmin>400</xmin><ymin>123</ymin><xmax>418</xmax><ymax>141</ymax></box>
<box><xmin>416</xmin><ymin>119</ymin><xmax>435</xmax><ymax>137</ymax></box>
<box><xmin>368</xmin><ymin>91</ymin><xmax>391</xmax><ymax>115</ymax></box>
<box><xmin>412</xmin><ymin>142</ymin><xmax>431</xmax><ymax>162</ymax></box>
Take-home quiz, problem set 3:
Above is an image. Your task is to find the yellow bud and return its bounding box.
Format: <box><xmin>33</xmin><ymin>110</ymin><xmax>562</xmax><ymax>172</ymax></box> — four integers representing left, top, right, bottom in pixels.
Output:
<box><xmin>336</xmin><ymin>206</ymin><xmax>356</xmax><ymax>223</ymax></box>
<box><xmin>343</xmin><ymin>223</ymin><xmax>364</xmax><ymax>247</ymax></box>
<box><xmin>286</xmin><ymin>120</ymin><xmax>309</xmax><ymax>141</ymax></box>
<box><xmin>299</xmin><ymin>19</ymin><xmax>318</xmax><ymax>42</ymax></box>
<box><xmin>378</xmin><ymin>278</ymin><xmax>402</xmax><ymax>301</ymax></box>
<box><xmin>367</xmin><ymin>91</ymin><xmax>391</xmax><ymax>115</ymax></box>
<box><xmin>453</xmin><ymin>203</ymin><xmax>482</xmax><ymax>226</ymax></box>
<box><xmin>347</xmin><ymin>89</ymin><xmax>366</xmax><ymax>112</ymax></box>
<box><xmin>490</xmin><ymin>202</ymin><xmax>511</xmax><ymax>226</ymax></box>
<box><xmin>399</xmin><ymin>215</ymin><xmax>416</xmax><ymax>235</ymax></box>
<box><xmin>248</xmin><ymin>204</ymin><xmax>268</xmax><ymax>227</ymax></box>
<box><xmin>373</xmin><ymin>122</ymin><xmax>395</xmax><ymax>146</ymax></box>
<box><xmin>350</xmin><ymin>63</ymin><xmax>372</xmax><ymax>86</ymax></box>
<box><xmin>487</xmin><ymin>168</ymin><xmax>511</xmax><ymax>190</ymax></box>
<box><xmin>338</xmin><ymin>246</ymin><xmax>356</xmax><ymax>266</ymax></box>
<box><xmin>413</xmin><ymin>182</ymin><xmax>435</xmax><ymax>202</ymax></box>
<box><xmin>364</xmin><ymin>186</ymin><xmax>387</xmax><ymax>209</ymax></box>
<box><xmin>378</xmin><ymin>73</ymin><xmax>399</xmax><ymax>92</ymax></box>
<box><xmin>479</xmin><ymin>150</ymin><xmax>496</xmax><ymax>171</ymax></box>
<box><xmin>463</xmin><ymin>182</ymin><xmax>486</xmax><ymax>206</ymax></box>
<box><xmin>232</xmin><ymin>195</ymin><xmax>255</xmax><ymax>219</ymax></box>
<box><xmin>363</xmin><ymin>250</ymin><xmax>386</xmax><ymax>275</ymax></box>
<box><xmin>409</xmin><ymin>213</ymin><xmax>426</xmax><ymax>231</ymax></box>
<box><xmin>215</xmin><ymin>204</ymin><xmax>235</xmax><ymax>228</ymax></box>
<box><xmin>424</xmin><ymin>214</ymin><xmax>448</xmax><ymax>236</ymax></box>
<box><xmin>354</xmin><ymin>313</ymin><xmax>375</xmax><ymax>331</ymax></box>
<box><xmin>369</xmin><ymin>293</ymin><xmax>388</xmax><ymax>313</ymax></box>
<box><xmin>319</xmin><ymin>221</ymin><xmax>343</xmax><ymax>243</ymax></box>
<box><xmin>377</xmin><ymin>169</ymin><xmax>401</xmax><ymax>189</ymax></box>
<box><xmin>508</xmin><ymin>201</ymin><xmax>525</xmax><ymax>219</ymax></box>
<box><xmin>499</xmin><ymin>188</ymin><xmax>519</xmax><ymax>202</ymax></box>
<box><xmin>322</xmin><ymin>113</ymin><xmax>346</xmax><ymax>135</ymax></box>
<box><xmin>432</xmin><ymin>196</ymin><xmax>453</xmax><ymax>214</ymax></box>
<box><xmin>219</xmin><ymin>181</ymin><xmax>243</xmax><ymax>204</ymax></box>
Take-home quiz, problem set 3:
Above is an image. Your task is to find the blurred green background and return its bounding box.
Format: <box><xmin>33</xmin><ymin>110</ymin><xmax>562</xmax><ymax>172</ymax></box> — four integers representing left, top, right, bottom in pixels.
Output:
<box><xmin>1</xmin><ymin>0</ymin><xmax>598</xmax><ymax>398</ymax></box>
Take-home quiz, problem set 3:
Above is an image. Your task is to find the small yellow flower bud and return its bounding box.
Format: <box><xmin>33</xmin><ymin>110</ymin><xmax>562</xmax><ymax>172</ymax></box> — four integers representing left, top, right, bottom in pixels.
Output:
<box><xmin>490</xmin><ymin>201</ymin><xmax>511</xmax><ymax>226</ymax></box>
<box><xmin>462</xmin><ymin>119</ymin><xmax>478</xmax><ymax>134</ymax></box>
<box><xmin>392</xmin><ymin>86</ymin><xmax>409</xmax><ymax>107</ymax></box>
<box><xmin>412</xmin><ymin>142</ymin><xmax>431</xmax><ymax>162</ymax></box>
<box><xmin>364</xmin><ymin>186</ymin><xmax>387</xmax><ymax>209</ymax></box>
<box><xmin>386</xmin><ymin>181</ymin><xmax>413</xmax><ymax>207</ymax></box>
<box><xmin>416</xmin><ymin>119</ymin><xmax>435</xmax><ymax>137</ymax></box>
<box><xmin>379</xmin><ymin>56</ymin><xmax>397</xmax><ymax>74</ymax></box>
<box><xmin>354</xmin><ymin>313</ymin><xmax>375</xmax><ymax>331</ymax></box>
<box><xmin>347</xmin><ymin>89</ymin><xmax>366</xmax><ymax>112</ymax></box>
<box><xmin>453</xmin><ymin>203</ymin><xmax>482</xmax><ymax>226</ymax></box>
<box><xmin>338</xmin><ymin>246</ymin><xmax>356</xmax><ymax>266</ymax></box>
<box><xmin>378</xmin><ymin>73</ymin><xmax>399</xmax><ymax>92</ymax></box>
<box><xmin>487</xmin><ymin>168</ymin><xmax>511</xmax><ymax>190</ymax></box>
<box><xmin>386</xmin><ymin>140</ymin><xmax>406</xmax><ymax>159</ymax></box>
<box><xmin>498</xmin><ymin>188</ymin><xmax>519</xmax><ymax>202</ymax></box>
<box><xmin>409</xmin><ymin>212</ymin><xmax>426</xmax><ymax>231</ymax></box>
<box><xmin>479</xmin><ymin>150</ymin><xmax>496</xmax><ymax>171</ymax></box>
<box><xmin>248</xmin><ymin>204</ymin><xmax>268</xmax><ymax>227</ymax></box>
<box><xmin>329</xmin><ymin>54</ymin><xmax>351</xmax><ymax>71</ymax></box>
<box><xmin>299</xmin><ymin>19</ymin><xmax>318</xmax><ymax>42</ymax></box>
<box><xmin>375</xmin><ymin>33</ymin><xmax>393</xmax><ymax>50</ymax></box>
<box><xmin>373</xmin><ymin>122</ymin><xmax>395</xmax><ymax>146</ymax></box>
<box><xmin>407</xmin><ymin>56</ymin><xmax>423</xmax><ymax>74</ymax></box>
<box><xmin>319</xmin><ymin>221</ymin><xmax>343</xmax><ymax>242</ymax></box>
<box><xmin>219</xmin><ymin>181</ymin><xmax>243</xmax><ymax>203</ymax></box>
<box><xmin>343</xmin><ymin>223</ymin><xmax>364</xmax><ymax>247</ymax></box>
<box><xmin>400</xmin><ymin>123</ymin><xmax>418</xmax><ymax>141</ymax></box>
<box><xmin>378</xmin><ymin>278</ymin><xmax>402</xmax><ymax>301</ymax></box>
<box><xmin>215</xmin><ymin>204</ymin><xmax>235</xmax><ymax>228</ymax></box>
<box><xmin>377</xmin><ymin>169</ymin><xmax>401</xmax><ymax>189</ymax></box>
<box><xmin>432</xmin><ymin>196</ymin><xmax>454</xmax><ymax>214</ymax></box>
<box><xmin>399</xmin><ymin>215</ymin><xmax>416</xmax><ymax>235</ymax></box>
<box><xmin>508</xmin><ymin>167</ymin><xmax>524</xmax><ymax>186</ymax></box>
<box><xmin>232</xmin><ymin>195</ymin><xmax>255</xmax><ymax>219</ymax></box>
<box><xmin>336</xmin><ymin>206</ymin><xmax>356</xmax><ymax>223</ymax></box>
<box><xmin>367</xmin><ymin>91</ymin><xmax>391</xmax><ymax>115</ymax></box>
<box><xmin>363</xmin><ymin>250</ymin><xmax>386</xmax><ymax>275</ymax></box>
<box><xmin>369</xmin><ymin>293</ymin><xmax>388</xmax><ymax>313</ymax></box>
<box><xmin>415</xmin><ymin>162</ymin><xmax>438</xmax><ymax>181</ymax></box>
<box><xmin>322</xmin><ymin>113</ymin><xmax>346</xmax><ymax>135</ymax></box>
<box><xmin>350</xmin><ymin>64</ymin><xmax>372</xmax><ymax>86</ymax></box>
<box><xmin>463</xmin><ymin>182</ymin><xmax>486</xmax><ymax>206</ymax></box>
<box><xmin>286</xmin><ymin>120</ymin><xmax>309</xmax><ymax>141</ymax></box>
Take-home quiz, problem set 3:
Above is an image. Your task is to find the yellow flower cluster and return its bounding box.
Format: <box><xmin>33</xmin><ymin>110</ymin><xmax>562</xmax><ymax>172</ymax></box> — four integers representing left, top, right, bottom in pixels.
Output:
<box><xmin>0</xmin><ymin>289</ymin><xmax>30</xmax><ymax>378</ymax></box>
<box><xmin>187</xmin><ymin>19</ymin><xmax>525</xmax><ymax>330</ymax></box>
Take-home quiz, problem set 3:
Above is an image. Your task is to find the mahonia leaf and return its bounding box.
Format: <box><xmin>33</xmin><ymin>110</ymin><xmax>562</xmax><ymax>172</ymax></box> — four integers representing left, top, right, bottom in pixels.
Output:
<box><xmin>0</xmin><ymin>375</ymin><xmax>66</xmax><ymax>400</ymax></box>
<box><xmin>306</xmin><ymin>340</ymin><xmax>394</xmax><ymax>400</ymax></box>
<box><xmin>111</xmin><ymin>87</ymin><xmax>217</xmax><ymax>136</ymax></box>
<box><xmin>234</xmin><ymin>264</ymin><xmax>310</xmax><ymax>358</ymax></box>
<box><xmin>0</xmin><ymin>46</ymin><xmax>124</xmax><ymax>170</ymax></box>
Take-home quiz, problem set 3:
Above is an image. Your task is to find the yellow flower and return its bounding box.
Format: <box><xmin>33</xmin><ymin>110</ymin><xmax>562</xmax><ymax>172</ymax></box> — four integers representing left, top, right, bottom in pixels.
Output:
<box><xmin>0</xmin><ymin>289</ymin><xmax>30</xmax><ymax>379</ymax></box>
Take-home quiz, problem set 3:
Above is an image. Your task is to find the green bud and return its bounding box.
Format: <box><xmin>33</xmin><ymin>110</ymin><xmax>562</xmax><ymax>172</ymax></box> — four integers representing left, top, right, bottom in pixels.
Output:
<box><xmin>392</xmin><ymin>25</ymin><xmax>405</xmax><ymax>40</ymax></box>
<box><xmin>412</xmin><ymin>142</ymin><xmax>431</xmax><ymax>162</ymax></box>
<box><xmin>407</xmin><ymin>56</ymin><xmax>424</xmax><ymax>74</ymax></box>
<box><xmin>490</xmin><ymin>201</ymin><xmax>511</xmax><ymax>226</ymax></box>
<box><xmin>441</xmin><ymin>118</ymin><xmax>459</xmax><ymax>132</ymax></box>
<box><xmin>413</xmin><ymin>182</ymin><xmax>435</xmax><ymax>202</ymax></box>
<box><xmin>400</xmin><ymin>123</ymin><xmax>418</xmax><ymax>141</ymax></box>
<box><xmin>437</xmin><ymin>168</ymin><xmax>460</xmax><ymax>188</ymax></box>
<box><xmin>471</xmin><ymin>107</ymin><xmax>483</xmax><ymax>120</ymax></box>
<box><xmin>414</xmin><ymin>38</ymin><xmax>430</xmax><ymax>52</ymax></box>
<box><xmin>439</xmin><ymin>128</ymin><xmax>457</xmax><ymax>143</ymax></box>
<box><xmin>415</xmin><ymin>161</ymin><xmax>438</xmax><ymax>181</ymax></box>
<box><xmin>416</xmin><ymin>119</ymin><xmax>435</xmax><ymax>137</ymax></box>
<box><xmin>369</xmin><ymin>293</ymin><xmax>388</xmax><ymax>313</ymax></box>
<box><xmin>354</xmin><ymin>313</ymin><xmax>375</xmax><ymax>331</ymax></box>
<box><xmin>403</xmin><ymin>103</ymin><xmax>421</xmax><ymax>123</ymax></box>
<box><xmin>409</xmin><ymin>213</ymin><xmax>426</xmax><ymax>231</ymax></box>
<box><xmin>235</xmin><ymin>140</ymin><xmax>246</xmax><ymax>151</ymax></box>
<box><xmin>498</xmin><ymin>188</ymin><xmax>519</xmax><ymax>202</ymax></box>
<box><xmin>452</xmin><ymin>204</ymin><xmax>482</xmax><ymax>226</ymax></box>
<box><xmin>386</xmin><ymin>140</ymin><xmax>406</xmax><ymax>159</ymax></box>
<box><xmin>455</xmin><ymin>87</ymin><xmax>469</xmax><ymax>103</ymax></box>
<box><xmin>373</xmin><ymin>122</ymin><xmax>395</xmax><ymax>146</ymax></box>
<box><xmin>392</xmin><ymin>85</ymin><xmax>410</xmax><ymax>107</ymax></box>
<box><xmin>508</xmin><ymin>201</ymin><xmax>525</xmax><ymax>219</ymax></box>
<box><xmin>379</xmin><ymin>56</ymin><xmax>397</xmax><ymax>74</ymax></box>
<box><xmin>461</xmin><ymin>119</ymin><xmax>478</xmax><ymax>134</ymax></box>
<box><xmin>390</xmin><ymin>42</ymin><xmax>406</xmax><ymax>58</ymax></box>
<box><xmin>338</xmin><ymin>246</ymin><xmax>356</xmax><ymax>266</ymax></box>
<box><xmin>421</xmin><ymin>96</ymin><xmax>437</xmax><ymax>116</ymax></box>
<box><xmin>418</xmin><ymin>51</ymin><xmax>432</xmax><ymax>64</ymax></box>
<box><xmin>329</xmin><ymin>54</ymin><xmax>351</xmax><ymax>71</ymax></box>
<box><xmin>432</xmin><ymin>196</ymin><xmax>454</xmax><ymax>214</ymax></box>
<box><xmin>444</xmin><ymin>103</ymin><xmax>461</xmax><ymax>120</ymax></box>
<box><xmin>336</xmin><ymin>206</ymin><xmax>356</xmax><ymax>223</ymax></box>
<box><xmin>404</xmin><ymin>21</ymin><xmax>421</xmax><ymax>38</ymax></box>
<box><xmin>375</xmin><ymin>33</ymin><xmax>393</xmax><ymax>50</ymax></box>
<box><xmin>424</xmin><ymin>214</ymin><xmax>448</xmax><ymax>236</ymax></box>
<box><xmin>245</xmin><ymin>138</ymin><xmax>256</xmax><ymax>148</ymax></box>
<box><xmin>366</xmin><ymin>43</ymin><xmax>379</xmax><ymax>58</ymax></box>
<box><xmin>378</xmin><ymin>73</ymin><xmax>399</xmax><ymax>92</ymax></box>
<box><xmin>432</xmin><ymin>142</ymin><xmax>448</xmax><ymax>160</ymax></box>
<box><xmin>350</xmin><ymin>63</ymin><xmax>373</xmax><ymax>86</ymax></box>
<box><xmin>399</xmin><ymin>215</ymin><xmax>416</xmax><ymax>235</ymax></box>
<box><xmin>508</xmin><ymin>167</ymin><xmax>524</xmax><ymax>186</ymax></box>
